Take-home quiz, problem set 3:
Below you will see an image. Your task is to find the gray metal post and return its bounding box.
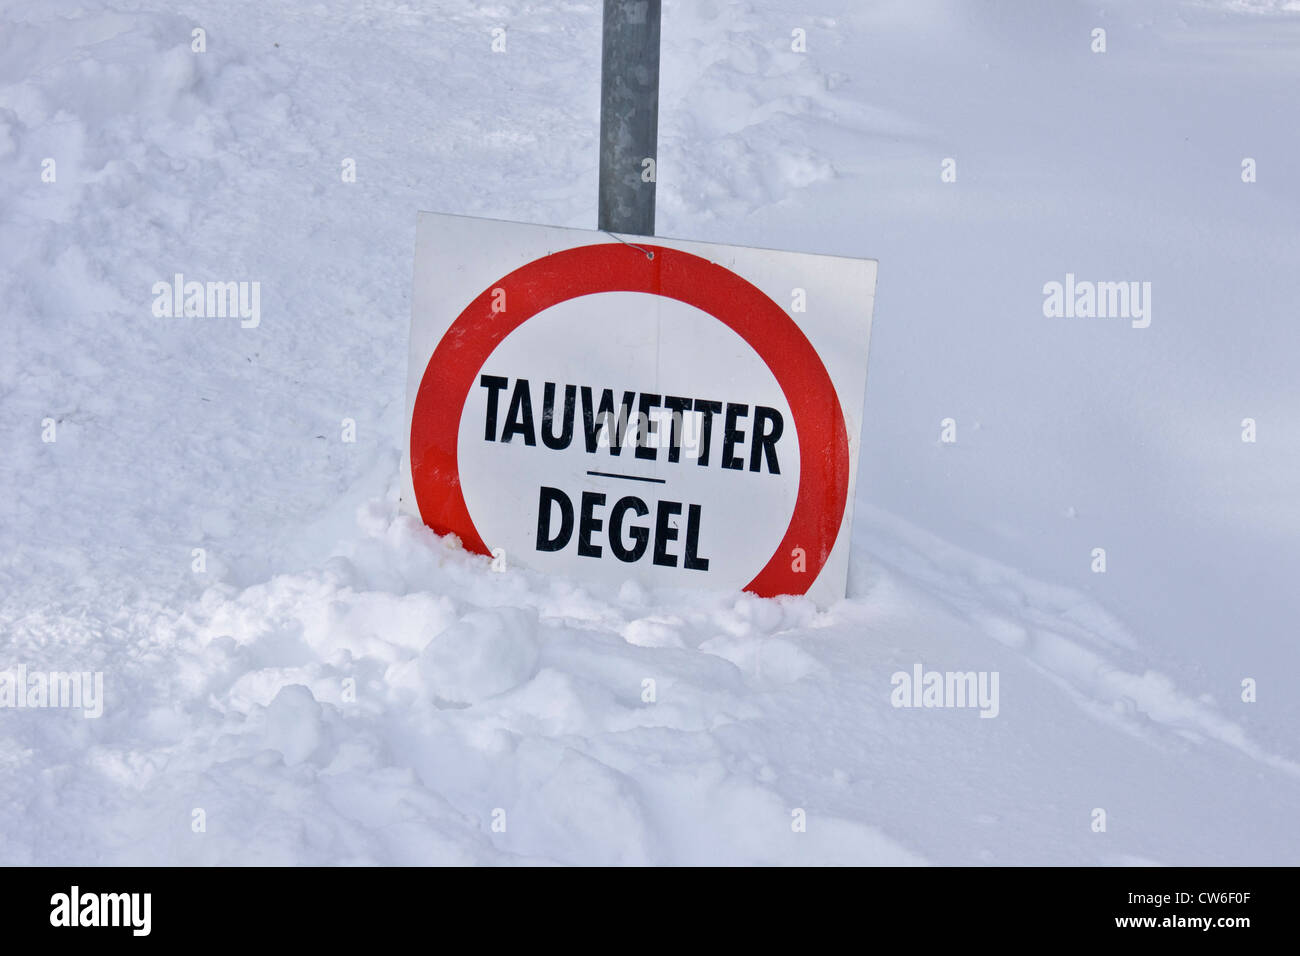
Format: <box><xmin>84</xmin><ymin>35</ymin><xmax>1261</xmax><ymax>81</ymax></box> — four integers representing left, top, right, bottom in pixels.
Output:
<box><xmin>598</xmin><ymin>0</ymin><xmax>661</xmax><ymax>236</ymax></box>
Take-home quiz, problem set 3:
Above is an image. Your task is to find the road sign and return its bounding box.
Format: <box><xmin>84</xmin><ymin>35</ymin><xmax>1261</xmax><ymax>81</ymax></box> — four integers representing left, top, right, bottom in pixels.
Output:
<box><xmin>402</xmin><ymin>212</ymin><xmax>876</xmax><ymax>605</ymax></box>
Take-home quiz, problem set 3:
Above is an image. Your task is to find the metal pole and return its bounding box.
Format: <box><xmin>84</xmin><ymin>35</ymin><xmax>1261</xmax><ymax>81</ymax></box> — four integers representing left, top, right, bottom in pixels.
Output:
<box><xmin>597</xmin><ymin>0</ymin><xmax>661</xmax><ymax>236</ymax></box>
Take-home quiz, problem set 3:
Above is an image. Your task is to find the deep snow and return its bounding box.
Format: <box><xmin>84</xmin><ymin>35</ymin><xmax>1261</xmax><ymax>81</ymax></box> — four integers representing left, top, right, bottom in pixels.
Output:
<box><xmin>1</xmin><ymin>0</ymin><xmax>1298</xmax><ymax>864</ymax></box>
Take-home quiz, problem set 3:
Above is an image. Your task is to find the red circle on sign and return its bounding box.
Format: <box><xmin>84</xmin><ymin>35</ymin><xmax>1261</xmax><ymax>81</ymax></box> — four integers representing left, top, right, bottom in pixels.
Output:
<box><xmin>409</xmin><ymin>243</ymin><xmax>850</xmax><ymax>597</ymax></box>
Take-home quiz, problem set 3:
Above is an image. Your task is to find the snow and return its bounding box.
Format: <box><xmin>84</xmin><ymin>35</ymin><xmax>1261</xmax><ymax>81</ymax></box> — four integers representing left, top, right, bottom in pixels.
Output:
<box><xmin>2</xmin><ymin>0</ymin><xmax>1298</xmax><ymax>864</ymax></box>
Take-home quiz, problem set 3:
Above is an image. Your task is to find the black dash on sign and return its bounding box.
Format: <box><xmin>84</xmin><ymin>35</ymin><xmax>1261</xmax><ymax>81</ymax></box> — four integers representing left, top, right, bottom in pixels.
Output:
<box><xmin>586</xmin><ymin>470</ymin><xmax>666</xmax><ymax>485</ymax></box>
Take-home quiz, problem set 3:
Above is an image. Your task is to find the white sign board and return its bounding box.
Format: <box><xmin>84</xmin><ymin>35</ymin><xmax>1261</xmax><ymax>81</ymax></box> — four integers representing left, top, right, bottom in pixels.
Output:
<box><xmin>402</xmin><ymin>212</ymin><xmax>876</xmax><ymax>606</ymax></box>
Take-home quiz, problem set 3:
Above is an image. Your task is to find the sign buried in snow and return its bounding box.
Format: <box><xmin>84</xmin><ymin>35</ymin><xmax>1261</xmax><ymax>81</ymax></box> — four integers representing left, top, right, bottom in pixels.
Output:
<box><xmin>401</xmin><ymin>213</ymin><xmax>876</xmax><ymax>605</ymax></box>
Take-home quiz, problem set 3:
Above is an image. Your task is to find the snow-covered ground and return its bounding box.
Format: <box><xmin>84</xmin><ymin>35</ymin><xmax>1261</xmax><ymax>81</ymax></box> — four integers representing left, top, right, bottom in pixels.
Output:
<box><xmin>2</xmin><ymin>0</ymin><xmax>1298</xmax><ymax>864</ymax></box>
